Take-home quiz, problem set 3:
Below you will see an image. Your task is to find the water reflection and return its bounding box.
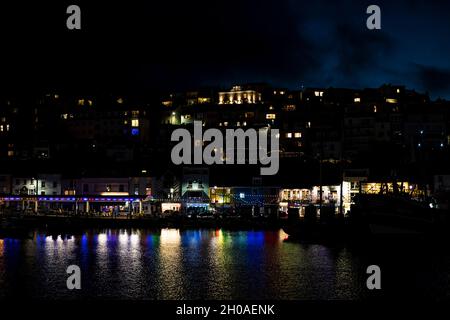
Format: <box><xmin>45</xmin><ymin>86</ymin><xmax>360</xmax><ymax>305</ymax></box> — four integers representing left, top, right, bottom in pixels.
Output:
<box><xmin>1</xmin><ymin>228</ymin><xmax>443</xmax><ymax>300</ymax></box>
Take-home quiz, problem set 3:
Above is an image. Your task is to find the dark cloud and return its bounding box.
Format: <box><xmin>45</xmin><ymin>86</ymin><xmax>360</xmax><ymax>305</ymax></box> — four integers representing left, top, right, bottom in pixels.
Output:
<box><xmin>1</xmin><ymin>1</ymin><xmax>450</xmax><ymax>97</ymax></box>
<box><xmin>414</xmin><ymin>64</ymin><xmax>450</xmax><ymax>95</ymax></box>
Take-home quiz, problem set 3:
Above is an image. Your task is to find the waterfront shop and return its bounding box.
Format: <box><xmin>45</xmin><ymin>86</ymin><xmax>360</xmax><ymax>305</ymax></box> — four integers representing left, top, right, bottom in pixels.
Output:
<box><xmin>0</xmin><ymin>195</ymin><xmax>145</xmax><ymax>216</ymax></box>
<box><xmin>279</xmin><ymin>182</ymin><xmax>353</xmax><ymax>217</ymax></box>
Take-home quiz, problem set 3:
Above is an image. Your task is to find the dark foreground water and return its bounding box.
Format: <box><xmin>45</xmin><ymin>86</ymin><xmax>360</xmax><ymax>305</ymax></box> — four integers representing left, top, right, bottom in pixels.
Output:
<box><xmin>0</xmin><ymin>229</ymin><xmax>449</xmax><ymax>300</ymax></box>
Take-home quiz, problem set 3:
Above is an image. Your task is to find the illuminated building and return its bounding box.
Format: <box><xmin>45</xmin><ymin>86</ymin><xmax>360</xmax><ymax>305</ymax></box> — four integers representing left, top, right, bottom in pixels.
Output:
<box><xmin>218</xmin><ymin>85</ymin><xmax>262</xmax><ymax>104</ymax></box>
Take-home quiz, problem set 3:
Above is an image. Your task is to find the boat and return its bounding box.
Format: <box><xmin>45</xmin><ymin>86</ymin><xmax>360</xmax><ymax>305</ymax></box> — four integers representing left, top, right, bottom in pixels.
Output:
<box><xmin>350</xmin><ymin>193</ymin><xmax>442</xmax><ymax>237</ymax></box>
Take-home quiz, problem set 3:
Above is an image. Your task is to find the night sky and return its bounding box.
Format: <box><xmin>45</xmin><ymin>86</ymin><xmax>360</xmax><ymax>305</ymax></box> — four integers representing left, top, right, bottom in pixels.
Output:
<box><xmin>1</xmin><ymin>0</ymin><xmax>450</xmax><ymax>98</ymax></box>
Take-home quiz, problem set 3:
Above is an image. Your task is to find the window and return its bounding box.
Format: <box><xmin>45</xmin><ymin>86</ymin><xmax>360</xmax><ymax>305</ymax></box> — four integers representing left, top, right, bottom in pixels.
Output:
<box><xmin>314</xmin><ymin>91</ymin><xmax>324</xmax><ymax>97</ymax></box>
<box><xmin>41</xmin><ymin>191</ymin><xmax>46</xmax><ymax>195</ymax></box>
<box><xmin>266</xmin><ymin>114</ymin><xmax>276</xmax><ymax>120</ymax></box>
<box><xmin>53</xmin><ymin>182</ymin><xmax>57</xmax><ymax>188</ymax></box>
<box><xmin>283</xmin><ymin>105</ymin><xmax>296</xmax><ymax>111</ymax></box>
<box><xmin>83</xmin><ymin>184</ymin><xmax>89</xmax><ymax>193</ymax></box>
<box><xmin>286</xmin><ymin>133</ymin><xmax>292</xmax><ymax>138</ymax></box>
<box><xmin>119</xmin><ymin>185</ymin><xmax>125</xmax><ymax>192</ymax></box>
<box><xmin>294</xmin><ymin>132</ymin><xmax>302</xmax><ymax>138</ymax></box>
<box><xmin>354</xmin><ymin>97</ymin><xmax>361</xmax><ymax>103</ymax></box>
<box><xmin>41</xmin><ymin>181</ymin><xmax>46</xmax><ymax>188</ymax></box>
<box><xmin>131</xmin><ymin>119</ymin><xmax>139</xmax><ymax>127</ymax></box>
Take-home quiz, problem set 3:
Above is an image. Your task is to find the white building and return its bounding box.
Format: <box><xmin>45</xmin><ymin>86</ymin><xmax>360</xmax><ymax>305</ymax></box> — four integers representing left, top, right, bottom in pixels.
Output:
<box><xmin>12</xmin><ymin>174</ymin><xmax>61</xmax><ymax>195</ymax></box>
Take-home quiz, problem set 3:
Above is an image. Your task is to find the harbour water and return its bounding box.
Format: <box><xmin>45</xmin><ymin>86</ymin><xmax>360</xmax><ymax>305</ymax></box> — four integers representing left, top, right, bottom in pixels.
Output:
<box><xmin>0</xmin><ymin>228</ymin><xmax>449</xmax><ymax>300</ymax></box>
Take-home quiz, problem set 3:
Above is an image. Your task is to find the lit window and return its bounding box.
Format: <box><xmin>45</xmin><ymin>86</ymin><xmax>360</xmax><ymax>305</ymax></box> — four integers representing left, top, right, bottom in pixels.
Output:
<box><xmin>266</xmin><ymin>114</ymin><xmax>276</xmax><ymax>120</ymax></box>
<box><xmin>396</xmin><ymin>89</ymin><xmax>400</xmax><ymax>93</ymax></box>
<box><xmin>314</xmin><ymin>91</ymin><xmax>324</xmax><ymax>97</ymax></box>
<box><xmin>131</xmin><ymin>119</ymin><xmax>139</xmax><ymax>127</ymax></box>
<box><xmin>223</xmin><ymin>122</ymin><xmax>228</xmax><ymax>127</ymax></box>
<box><xmin>117</xmin><ymin>98</ymin><xmax>124</xmax><ymax>104</ymax></box>
<box><xmin>0</xmin><ymin>125</ymin><xmax>3</xmax><ymax>132</ymax></box>
<box><xmin>286</xmin><ymin>133</ymin><xmax>292</xmax><ymax>138</ymax></box>
<box><xmin>373</xmin><ymin>106</ymin><xmax>377</xmax><ymax>113</ymax></box>
<box><xmin>198</xmin><ymin>97</ymin><xmax>210</xmax><ymax>104</ymax></box>
<box><xmin>77</xmin><ymin>99</ymin><xmax>85</xmax><ymax>106</ymax></box>
<box><xmin>283</xmin><ymin>105</ymin><xmax>296</xmax><ymax>111</ymax></box>
<box><xmin>7</xmin><ymin>151</ymin><xmax>14</xmax><ymax>157</ymax></box>
<box><xmin>354</xmin><ymin>97</ymin><xmax>361</xmax><ymax>103</ymax></box>
<box><xmin>61</xmin><ymin>114</ymin><xmax>68</xmax><ymax>120</ymax></box>
<box><xmin>294</xmin><ymin>132</ymin><xmax>301</xmax><ymax>138</ymax></box>
<box><xmin>386</xmin><ymin>98</ymin><xmax>397</xmax><ymax>104</ymax></box>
